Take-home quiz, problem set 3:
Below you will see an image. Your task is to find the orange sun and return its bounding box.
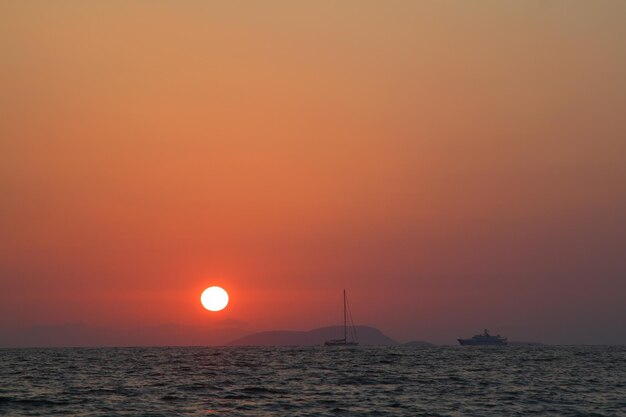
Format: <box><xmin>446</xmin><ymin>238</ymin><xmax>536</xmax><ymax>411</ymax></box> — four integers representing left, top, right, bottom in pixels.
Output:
<box><xmin>201</xmin><ymin>286</ymin><xmax>229</xmax><ymax>312</ymax></box>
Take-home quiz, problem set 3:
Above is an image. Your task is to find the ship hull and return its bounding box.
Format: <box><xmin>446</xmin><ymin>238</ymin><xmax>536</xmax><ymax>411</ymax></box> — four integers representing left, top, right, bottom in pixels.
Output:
<box><xmin>458</xmin><ymin>339</ymin><xmax>507</xmax><ymax>346</ymax></box>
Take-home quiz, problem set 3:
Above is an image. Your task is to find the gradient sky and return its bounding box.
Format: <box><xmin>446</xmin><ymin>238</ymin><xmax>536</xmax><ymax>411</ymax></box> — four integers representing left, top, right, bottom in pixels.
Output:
<box><xmin>1</xmin><ymin>1</ymin><xmax>625</xmax><ymax>345</ymax></box>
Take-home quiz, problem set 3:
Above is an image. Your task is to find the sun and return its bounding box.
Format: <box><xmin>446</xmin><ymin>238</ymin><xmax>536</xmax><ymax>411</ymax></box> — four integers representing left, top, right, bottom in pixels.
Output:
<box><xmin>201</xmin><ymin>286</ymin><xmax>229</xmax><ymax>312</ymax></box>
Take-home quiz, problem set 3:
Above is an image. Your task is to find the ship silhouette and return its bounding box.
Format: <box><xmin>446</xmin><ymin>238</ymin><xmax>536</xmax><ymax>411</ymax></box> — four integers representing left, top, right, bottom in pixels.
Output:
<box><xmin>458</xmin><ymin>329</ymin><xmax>507</xmax><ymax>346</ymax></box>
<box><xmin>325</xmin><ymin>290</ymin><xmax>358</xmax><ymax>346</ymax></box>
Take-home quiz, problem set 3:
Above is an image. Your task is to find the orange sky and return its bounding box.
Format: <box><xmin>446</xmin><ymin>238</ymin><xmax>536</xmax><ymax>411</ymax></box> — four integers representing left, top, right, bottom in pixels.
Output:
<box><xmin>1</xmin><ymin>1</ymin><xmax>625</xmax><ymax>345</ymax></box>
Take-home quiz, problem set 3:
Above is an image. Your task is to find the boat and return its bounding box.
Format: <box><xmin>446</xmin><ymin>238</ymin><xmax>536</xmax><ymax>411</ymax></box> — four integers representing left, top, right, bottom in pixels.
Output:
<box><xmin>458</xmin><ymin>329</ymin><xmax>507</xmax><ymax>346</ymax></box>
<box><xmin>325</xmin><ymin>290</ymin><xmax>359</xmax><ymax>346</ymax></box>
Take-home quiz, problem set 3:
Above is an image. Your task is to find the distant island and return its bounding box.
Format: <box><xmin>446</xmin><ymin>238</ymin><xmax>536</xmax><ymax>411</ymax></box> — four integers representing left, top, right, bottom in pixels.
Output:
<box><xmin>402</xmin><ymin>340</ymin><xmax>435</xmax><ymax>347</ymax></box>
<box><xmin>507</xmin><ymin>341</ymin><xmax>545</xmax><ymax>346</ymax></box>
<box><xmin>0</xmin><ymin>322</ymin><xmax>550</xmax><ymax>348</ymax></box>
<box><xmin>228</xmin><ymin>325</ymin><xmax>398</xmax><ymax>346</ymax></box>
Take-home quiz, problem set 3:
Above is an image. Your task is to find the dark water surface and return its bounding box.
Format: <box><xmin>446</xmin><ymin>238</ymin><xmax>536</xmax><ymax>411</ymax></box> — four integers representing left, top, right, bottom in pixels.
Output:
<box><xmin>1</xmin><ymin>346</ymin><xmax>624</xmax><ymax>416</ymax></box>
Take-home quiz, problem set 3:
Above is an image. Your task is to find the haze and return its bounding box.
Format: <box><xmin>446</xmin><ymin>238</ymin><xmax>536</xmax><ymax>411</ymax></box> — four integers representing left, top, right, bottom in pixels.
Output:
<box><xmin>1</xmin><ymin>1</ymin><xmax>625</xmax><ymax>346</ymax></box>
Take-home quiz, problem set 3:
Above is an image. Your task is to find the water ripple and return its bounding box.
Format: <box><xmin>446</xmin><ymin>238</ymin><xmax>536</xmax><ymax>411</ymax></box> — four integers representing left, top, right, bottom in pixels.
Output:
<box><xmin>0</xmin><ymin>346</ymin><xmax>624</xmax><ymax>416</ymax></box>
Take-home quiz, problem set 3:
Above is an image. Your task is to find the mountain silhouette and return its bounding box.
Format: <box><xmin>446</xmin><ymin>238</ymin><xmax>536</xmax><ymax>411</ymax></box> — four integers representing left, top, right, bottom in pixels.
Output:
<box><xmin>228</xmin><ymin>325</ymin><xmax>397</xmax><ymax>346</ymax></box>
<box><xmin>0</xmin><ymin>323</ymin><xmax>250</xmax><ymax>347</ymax></box>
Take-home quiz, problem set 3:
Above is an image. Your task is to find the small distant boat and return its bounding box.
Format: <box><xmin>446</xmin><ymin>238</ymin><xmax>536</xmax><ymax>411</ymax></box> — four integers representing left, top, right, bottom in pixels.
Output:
<box><xmin>325</xmin><ymin>290</ymin><xmax>359</xmax><ymax>346</ymax></box>
<box><xmin>458</xmin><ymin>329</ymin><xmax>507</xmax><ymax>346</ymax></box>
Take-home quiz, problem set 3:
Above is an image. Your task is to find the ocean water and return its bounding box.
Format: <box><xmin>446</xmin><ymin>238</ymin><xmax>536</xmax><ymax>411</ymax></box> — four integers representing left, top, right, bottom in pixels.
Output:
<box><xmin>1</xmin><ymin>346</ymin><xmax>624</xmax><ymax>416</ymax></box>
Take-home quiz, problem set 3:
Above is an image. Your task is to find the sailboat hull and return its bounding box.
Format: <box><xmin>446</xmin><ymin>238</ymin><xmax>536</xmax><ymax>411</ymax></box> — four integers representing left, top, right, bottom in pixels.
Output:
<box><xmin>324</xmin><ymin>339</ymin><xmax>359</xmax><ymax>346</ymax></box>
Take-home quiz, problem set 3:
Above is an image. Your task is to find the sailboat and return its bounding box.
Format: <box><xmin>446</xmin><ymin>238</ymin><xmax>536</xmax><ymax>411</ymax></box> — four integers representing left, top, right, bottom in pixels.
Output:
<box><xmin>325</xmin><ymin>289</ymin><xmax>359</xmax><ymax>346</ymax></box>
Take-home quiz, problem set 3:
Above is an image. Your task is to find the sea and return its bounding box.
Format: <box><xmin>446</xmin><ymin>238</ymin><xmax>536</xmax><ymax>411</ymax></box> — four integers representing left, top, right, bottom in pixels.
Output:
<box><xmin>1</xmin><ymin>346</ymin><xmax>624</xmax><ymax>416</ymax></box>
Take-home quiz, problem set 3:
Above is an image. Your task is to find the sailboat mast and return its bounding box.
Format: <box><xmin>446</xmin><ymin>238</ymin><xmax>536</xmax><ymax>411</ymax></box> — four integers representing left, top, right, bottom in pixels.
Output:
<box><xmin>343</xmin><ymin>289</ymin><xmax>347</xmax><ymax>341</ymax></box>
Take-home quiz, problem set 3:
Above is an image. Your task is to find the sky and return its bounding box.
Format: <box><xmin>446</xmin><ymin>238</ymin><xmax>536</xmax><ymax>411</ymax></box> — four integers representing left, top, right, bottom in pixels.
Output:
<box><xmin>1</xmin><ymin>1</ymin><xmax>625</xmax><ymax>345</ymax></box>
